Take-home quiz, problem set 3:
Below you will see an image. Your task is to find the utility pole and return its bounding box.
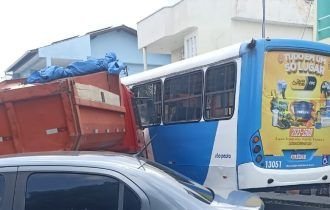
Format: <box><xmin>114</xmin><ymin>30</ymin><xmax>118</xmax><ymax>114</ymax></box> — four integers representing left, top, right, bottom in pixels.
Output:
<box><xmin>143</xmin><ymin>47</ymin><xmax>148</xmax><ymax>71</ymax></box>
<box><xmin>262</xmin><ymin>0</ymin><xmax>265</xmax><ymax>38</ymax></box>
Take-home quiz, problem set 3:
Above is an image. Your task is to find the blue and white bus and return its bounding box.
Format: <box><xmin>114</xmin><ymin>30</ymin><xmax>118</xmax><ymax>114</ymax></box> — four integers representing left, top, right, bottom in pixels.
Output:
<box><xmin>122</xmin><ymin>39</ymin><xmax>330</xmax><ymax>199</ymax></box>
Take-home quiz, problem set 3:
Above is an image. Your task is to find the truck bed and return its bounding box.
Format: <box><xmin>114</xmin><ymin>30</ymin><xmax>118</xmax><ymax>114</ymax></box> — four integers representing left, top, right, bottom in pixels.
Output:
<box><xmin>0</xmin><ymin>72</ymin><xmax>137</xmax><ymax>154</ymax></box>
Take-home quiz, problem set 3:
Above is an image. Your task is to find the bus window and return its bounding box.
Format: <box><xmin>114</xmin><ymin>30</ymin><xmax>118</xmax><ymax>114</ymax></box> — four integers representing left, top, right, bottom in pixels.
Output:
<box><xmin>132</xmin><ymin>81</ymin><xmax>162</xmax><ymax>126</ymax></box>
<box><xmin>164</xmin><ymin>71</ymin><xmax>203</xmax><ymax>124</ymax></box>
<box><xmin>204</xmin><ymin>63</ymin><xmax>236</xmax><ymax>120</ymax></box>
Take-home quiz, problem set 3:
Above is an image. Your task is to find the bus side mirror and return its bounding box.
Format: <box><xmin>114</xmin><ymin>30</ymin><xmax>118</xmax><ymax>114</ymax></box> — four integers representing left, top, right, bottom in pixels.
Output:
<box><xmin>133</xmin><ymin>97</ymin><xmax>156</xmax><ymax>129</ymax></box>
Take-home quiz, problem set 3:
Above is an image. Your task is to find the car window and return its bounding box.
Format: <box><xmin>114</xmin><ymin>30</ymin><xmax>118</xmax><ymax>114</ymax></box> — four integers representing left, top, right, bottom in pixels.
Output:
<box><xmin>25</xmin><ymin>172</ymin><xmax>140</xmax><ymax>210</ymax></box>
<box><xmin>144</xmin><ymin>160</ymin><xmax>214</xmax><ymax>204</ymax></box>
<box><xmin>123</xmin><ymin>185</ymin><xmax>141</xmax><ymax>210</ymax></box>
<box><xmin>0</xmin><ymin>175</ymin><xmax>4</xmax><ymax>209</ymax></box>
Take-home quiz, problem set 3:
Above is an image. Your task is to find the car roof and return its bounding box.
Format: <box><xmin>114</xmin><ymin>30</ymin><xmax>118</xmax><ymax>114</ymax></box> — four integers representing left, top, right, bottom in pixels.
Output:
<box><xmin>0</xmin><ymin>151</ymin><xmax>258</xmax><ymax>209</ymax></box>
<box><xmin>0</xmin><ymin>151</ymin><xmax>143</xmax><ymax>170</ymax></box>
<box><xmin>0</xmin><ymin>151</ymin><xmax>211</xmax><ymax>208</ymax></box>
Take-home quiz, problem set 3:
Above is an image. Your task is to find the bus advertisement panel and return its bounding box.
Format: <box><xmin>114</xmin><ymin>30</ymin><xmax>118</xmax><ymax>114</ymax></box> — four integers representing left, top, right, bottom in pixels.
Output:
<box><xmin>261</xmin><ymin>51</ymin><xmax>330</xmax><ymax>163</ymax></box>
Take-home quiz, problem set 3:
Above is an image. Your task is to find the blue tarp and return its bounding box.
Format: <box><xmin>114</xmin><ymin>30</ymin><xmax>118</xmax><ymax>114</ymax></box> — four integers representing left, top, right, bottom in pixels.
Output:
<box><xmin>26</xmin><ymin>52</ymin><xmax>126</xmax><ymax>84</ymax></box>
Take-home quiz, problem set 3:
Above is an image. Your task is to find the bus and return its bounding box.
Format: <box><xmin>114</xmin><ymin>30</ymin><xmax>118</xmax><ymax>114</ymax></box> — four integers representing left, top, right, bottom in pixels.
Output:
<box><xmin>122</xmin><ymin>39</ymin><xmax>330</xmax><ymax>206</ymax></box>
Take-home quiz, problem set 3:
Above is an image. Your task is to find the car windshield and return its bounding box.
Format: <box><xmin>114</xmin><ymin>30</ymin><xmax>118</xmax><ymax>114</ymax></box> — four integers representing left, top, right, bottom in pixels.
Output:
<box><xmin>142</xmin><ymin>160</ymin><xmax>214</xmax><ymax>204</ymax></box>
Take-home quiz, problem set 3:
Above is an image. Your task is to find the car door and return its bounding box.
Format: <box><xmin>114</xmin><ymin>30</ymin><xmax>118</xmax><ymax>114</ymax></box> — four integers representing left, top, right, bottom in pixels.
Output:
<box><xmin>13</xmin><ymin>166</ymin><xmax>150</xmax><ymax>210</ymax></box>
<box><xmin>0</xmin><ymin>167</ymin><xmax>17</xmax><ymax>210</ymax></box>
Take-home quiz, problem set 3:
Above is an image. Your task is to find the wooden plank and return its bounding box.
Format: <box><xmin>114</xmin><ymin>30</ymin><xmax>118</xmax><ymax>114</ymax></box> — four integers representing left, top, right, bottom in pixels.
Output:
<box><xmin>75</xmin><ymin>83</ymin><xmax>120</xmax><ymax>106</ymax></box>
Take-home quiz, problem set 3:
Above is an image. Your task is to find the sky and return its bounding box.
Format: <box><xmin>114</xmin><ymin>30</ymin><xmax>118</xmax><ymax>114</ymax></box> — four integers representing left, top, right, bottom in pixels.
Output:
<box><xmin>0</xmin><ymin>0</ymin><xmax>179</xmax><ymax>78</ymax></box>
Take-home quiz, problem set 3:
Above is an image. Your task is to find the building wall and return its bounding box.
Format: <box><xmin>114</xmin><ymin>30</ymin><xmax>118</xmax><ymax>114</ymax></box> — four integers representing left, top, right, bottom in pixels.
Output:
<box><xmin>171</xmin><ymin>47</ymin><xmax>184</xmax><ymax>62</ymax></box>
<box><xmin>90</xmin><ymin>30</ymin><xmax>170</xmax><ymax>73</ymax></box>
<box><xmin>188</xmin><ymin>0</ymin><xmax>314</xmax><ymax>57</ymax></box>
<box><xmin>138</xmin><ymin>0</ymin><xmax>315</xmax><ymax>62</ymax></box>
<box><xmin>91</xmin><ymin>30</ymin><xmax>139</xmax><ymax>63</ymax></box>
<box><xmin>39</xmin><ymin>35</ymin><xmax>91</xmax><ymax>60</ymax></box>
<box><xmin>125</xmin><ymin>64</ymin><xmax>160</xmax><ymax>76</ymax></box>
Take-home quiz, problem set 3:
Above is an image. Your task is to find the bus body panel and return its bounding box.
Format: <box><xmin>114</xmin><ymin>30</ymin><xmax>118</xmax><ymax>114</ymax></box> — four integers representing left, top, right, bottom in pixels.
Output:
<box><xmin>237</xmin><ymin>40</ymin><xmax>265</xmax><ymax>166</ymax></box>
<box><xmin>124</xmin><ymin>39</ymin><xmax>330</xmax><ymax>194</ymax></box>
<box><xmin>143</xmin><ymin>58</ymin><xmax>241</xmax><ymax>189</ymax></box>
<box><xmin>237</xmin><ymin>39</ymin><xmax>330</xmax><ymax>189</ymax></box>
<box><xmin>202</xmin><ymin>59</ymin><xmax>241</xmax><ymax>191</ymax></box>
<box><xmin>148</xmin><ymin>121</ymin><xmax>218</xmax><ymax>184</ymax></box>
<box><xmin>238</xmin><ymin>162</ymin><xmax>330</xmax><ymax>189</ymax></box>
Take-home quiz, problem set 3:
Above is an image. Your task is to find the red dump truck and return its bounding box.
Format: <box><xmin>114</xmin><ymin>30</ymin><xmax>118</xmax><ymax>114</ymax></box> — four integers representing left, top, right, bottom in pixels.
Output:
<box><xmin>0</xmin><ymin>71</ymin><xmax>142</xmax><ymax>155</ymax></box>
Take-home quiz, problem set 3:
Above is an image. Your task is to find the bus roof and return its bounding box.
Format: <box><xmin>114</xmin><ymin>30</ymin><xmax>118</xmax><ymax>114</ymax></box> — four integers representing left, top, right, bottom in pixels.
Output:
<box><xmin>121</xmin><ymin>43</ymin><xmax>242</xmax><ymax>86</ymax></box>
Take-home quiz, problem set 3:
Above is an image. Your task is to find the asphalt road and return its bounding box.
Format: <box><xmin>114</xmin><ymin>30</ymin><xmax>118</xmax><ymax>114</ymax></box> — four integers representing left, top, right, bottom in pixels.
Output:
<box><xmin>266</xmin><ymin>204</ymin><xmax>326</xmax><ymax>210</ymax></box>
<box><xmin>259</xmin><ymin>192</ymin><xmax>330</xmax><ymax>210</ymax></box>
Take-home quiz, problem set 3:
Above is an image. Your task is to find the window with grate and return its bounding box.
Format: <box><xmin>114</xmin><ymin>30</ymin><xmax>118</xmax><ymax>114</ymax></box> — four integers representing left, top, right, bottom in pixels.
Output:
<box><xmin>204</xmin><ymin>63</ymin><xmax>236</xmax><ymax>120</ymax></box>
<box><xmin>132</xmin><ymin>81</ymin><xmax>162</xmax><ymax>126</ymax></box>
<box><xmin>184</xmin><ymin>32</ymin><xmax>197</xmax><ymax>59</ymax></box>
<box><xmin>164</xmin><ymin>71</ymin><xmax>203</xmax><ymax>123</ymax></box>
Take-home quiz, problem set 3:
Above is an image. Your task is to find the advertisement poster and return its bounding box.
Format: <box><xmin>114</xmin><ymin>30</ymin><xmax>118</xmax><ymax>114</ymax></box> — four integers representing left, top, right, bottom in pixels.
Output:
<box><xmin>261</xmin><ymin>51</ymin><xmax>330</xmax><ymax>156</ymax></box>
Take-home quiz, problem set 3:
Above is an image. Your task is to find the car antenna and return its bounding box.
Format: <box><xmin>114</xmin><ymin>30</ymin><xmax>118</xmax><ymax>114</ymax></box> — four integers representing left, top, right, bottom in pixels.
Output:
<box><xmin>134</xmin><ymin>133</ymin><xmax>157</xmax><ymax>158</ymax></box>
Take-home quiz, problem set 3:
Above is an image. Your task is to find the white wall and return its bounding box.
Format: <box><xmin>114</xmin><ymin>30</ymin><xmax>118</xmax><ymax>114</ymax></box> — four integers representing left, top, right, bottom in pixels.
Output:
<box><xmin>192</xmin><ymin>0</ymin><xmax>314</xmax><ymax>54</ymax></box>
<box><xmin>234</xmin><ymin>0</ymin><xmax>314</xmax><ymax>25</ymax></box>
<box><xmin>171</xmin><ymin>47</ymin><xmax>184</xmax><ymax>62</ymax></box>
<box><xmin>138</xmin><ymin>0</ymin><xmax>315</xmax><ymax>61</ymax></box>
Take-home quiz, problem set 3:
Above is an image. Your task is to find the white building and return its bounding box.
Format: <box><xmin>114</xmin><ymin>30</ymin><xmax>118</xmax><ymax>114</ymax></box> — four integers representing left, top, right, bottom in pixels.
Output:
<box><xmin>138</xmin><ymin>0</ymin><xmax>315</xmax><ymax>62</ymax></box>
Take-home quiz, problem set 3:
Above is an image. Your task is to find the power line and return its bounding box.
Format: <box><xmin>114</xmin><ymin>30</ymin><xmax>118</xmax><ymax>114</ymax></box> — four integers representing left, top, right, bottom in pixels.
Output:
<box><xmin>301</xmin><ymin>0</ymin><xmax>314</xmax><ymax>39</ymax></box>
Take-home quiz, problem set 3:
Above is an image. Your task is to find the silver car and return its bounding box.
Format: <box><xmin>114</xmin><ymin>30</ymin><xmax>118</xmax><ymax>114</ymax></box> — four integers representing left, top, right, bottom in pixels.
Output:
<box><xmin>0</xmin><ymin>152</ymin><xmax>264</xmax><ymax>210</ymax></box>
